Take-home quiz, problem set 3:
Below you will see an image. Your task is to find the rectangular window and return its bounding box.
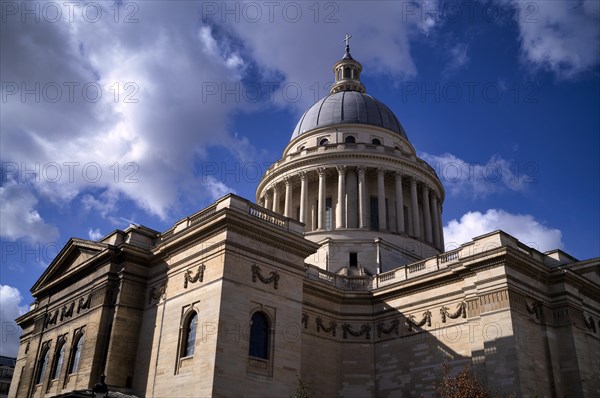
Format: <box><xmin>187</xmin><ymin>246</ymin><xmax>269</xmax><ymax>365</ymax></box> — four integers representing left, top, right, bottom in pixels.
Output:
<box><xmin>370</xmin><ymin>196</ymin><xmax>379</xmax><ymax>230</ymax></box>
<box><xmin>325</xmin><ymin>198</ymin><xmax>333</xmax><ymax>230</ymax></box>
<box><xmin>403</xmin><ymin>205</ymin><xmax>409</xmax><ymax>233</ymax></box>
<box><xmin>349</xmin><ymin>252</ymin><xmax>358</xmax><ymax>267</ymax></box>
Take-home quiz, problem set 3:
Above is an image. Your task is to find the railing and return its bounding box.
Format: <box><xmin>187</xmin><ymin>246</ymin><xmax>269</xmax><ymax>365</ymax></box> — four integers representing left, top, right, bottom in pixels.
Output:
<box><xmin>248</xmin><ymin>205</ymin><xmax>287</xmax><ymax>229</ymax></box>
<box><xmin>305</xmin><ymin>243</ymin><xmax>470</xmax><ymax>290</ymax></box>
<box><xmin>408</xmin><ymin>261</ymin><xmax>426</xmax><ymax>273</ymax></box>
<box><xmin>305</xmin><ymin>265</ymin><xmax>371</xmax><ymax>291</ymax></box>
<box><xmin>438</xmin><ymin>249</ymin><xmax>460</xmax><ymax>264</ymax></box>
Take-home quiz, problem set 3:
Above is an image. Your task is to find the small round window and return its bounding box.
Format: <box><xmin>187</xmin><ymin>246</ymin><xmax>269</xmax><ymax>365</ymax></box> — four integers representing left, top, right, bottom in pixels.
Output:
<box><xmin>344</xmin><ymin>136</ymin><xmax>356</xmax><ymax>144</ymax></box>
<box><xmin>319</xmin><ymin>138</ymin><xmax>329</xmax><ymax>146</ymax></box>
<box><xmin>372</xmin><ymin>138</ymin><xmax>382</xmax><ymax>145</ymax></box>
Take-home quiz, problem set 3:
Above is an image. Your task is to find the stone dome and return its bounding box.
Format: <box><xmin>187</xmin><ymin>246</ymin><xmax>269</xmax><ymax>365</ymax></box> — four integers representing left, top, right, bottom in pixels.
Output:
<box><xmin>291</xmin><ymin>91</ymin><xmax>407</xmax><ymax>140</ymax></box>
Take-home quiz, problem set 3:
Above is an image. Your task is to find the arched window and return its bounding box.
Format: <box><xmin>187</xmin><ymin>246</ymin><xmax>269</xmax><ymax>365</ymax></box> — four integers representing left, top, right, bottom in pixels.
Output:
<box><xmin>249</xmin><ymin>312</ymin><xmax>270</xmax><ymax>359</ymax></box>
<box><xmin>372</xmin><ymin>138</ymin><xmax>382</xmax><ymax>145</ymax></box>
<box><xmin>68</xmin><ymin>334</ymin><xmax>84</xmax><ymax>374</ymax></box>
<box><xmin>319</xmin><ymin>138</ymin><xmax>329</xmax><ymax>146</ymax></box>
<box><xmin>36</xmin><ymin>346</ymin><xmax>50</xmax><ymax>384</ymax></box>
<box><xmin>297</xmin><ymin>145</ymin><xmax>305</xmax><ymax>152</ymax></box>
<box><xmin>344</xmin><ymin>67</ymin><xmax>351</xmax><ymax>79</ymax></box>
<box><xmin>51</xmin><ymin>341</ymin><xmax>66</xmax><ymax>379</ymax></box>
<box><xmin>183</xmin><ymin>312</ymin><xmax>198</xmax><ymax>357</ymax></box>
<box><xmin>344</xmin><ymin>136</ymin><xmax>356</xmax><ymax>144</ymax></box>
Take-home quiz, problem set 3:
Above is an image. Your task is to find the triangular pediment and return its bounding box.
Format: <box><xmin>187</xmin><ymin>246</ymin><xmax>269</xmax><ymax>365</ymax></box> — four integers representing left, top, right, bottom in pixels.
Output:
<box><xmin>31</xmin><ymin>238</ymin><xmax>108</xmax><ymax>295</ymax></box>
<box><xmin>567</xmin><ymin>258</ymin><xmax>600</xmax><ymax>285</ymax></box>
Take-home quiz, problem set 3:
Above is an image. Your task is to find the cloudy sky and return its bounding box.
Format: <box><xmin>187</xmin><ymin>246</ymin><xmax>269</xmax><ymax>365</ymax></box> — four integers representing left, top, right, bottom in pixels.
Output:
<box><xmin>1</xmin><ymin>0</ymin><xmax>599</xmax><ymax>356</ymax></box>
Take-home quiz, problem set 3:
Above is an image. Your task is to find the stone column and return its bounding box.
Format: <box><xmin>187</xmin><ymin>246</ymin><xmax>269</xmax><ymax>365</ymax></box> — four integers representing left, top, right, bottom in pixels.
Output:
<box><xmin>272</xmin><ymin>184</ymin><xmax>279</xmax><ymax>214</ymax></box>
<box><xmin>317</xmin><ymin>167</ymin><xmax>326</xmax><ymax>230</ymax></box>
<box><xmin>431</xmin><ymin>193</ymin><xmax>441</xmax><ymax>248</ymax></box>
<box><xmin>377</xmin><ymin>168</ymin><xmax>386</xmax><ymax>230</ymax></box>
<box><xmin>264</xmin><ymin>190</ymin><xmax>272</xmax><ymax>211</ymax></box>
<box><xmin>346</xmin><ymin>169</ymin><xmax>358</xmax><ymax>228</ymax></box>
<box><xmin>395</xmin><ymin>172</ymin><xmax>404</xmax><ymax>233</ymax></box>
<box><xmin>437</xmin><ymin>201</ymin><xmax>444</xmax><ymax>249</ymax></box>
<box><xmin>284</xmin><ymin>177</ymin><xmax>292</xmax><ymax>218</ymax></box>
<box><xmin>422</xmin><ymin>185</ymin><xmax>432</xmax><ymax>243</ymax></box>
<box><xmin>357</xmin><ymin>166</ymin><xmax>367</xmax><ymax>229</ymax></box>
<box><xmin>336</xmin><ymin>166</ymin><xmax>346</xmax><ymax>229</ymax></box>
<box><xmin>410</xmin><ymin>178</ymin><xmax>420</xmax><ymax>238</ymax></box>
<box><xmin>299</xmin><ymin>171</ymin><xmax>307</xmax><ymax>223</ymax></box>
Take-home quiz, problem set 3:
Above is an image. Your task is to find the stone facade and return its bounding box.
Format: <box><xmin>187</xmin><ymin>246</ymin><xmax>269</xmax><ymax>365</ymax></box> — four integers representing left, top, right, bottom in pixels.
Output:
<box><xmin>9</xmin><ymin>44</ymin><xmax>600</xmax><ymax>398</ymax></box>
<box><xmin>9</xmin><ymin>195</ymin><xmax>600</xmax><ymax>398</ymax></box>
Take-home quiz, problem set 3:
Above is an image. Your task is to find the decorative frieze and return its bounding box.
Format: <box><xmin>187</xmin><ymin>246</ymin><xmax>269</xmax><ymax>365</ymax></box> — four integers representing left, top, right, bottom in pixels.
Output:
<box><xmin>60</xmin><ymin>302</ymin><xmax>75</xmax><ymax>321</ymax></box>
<box><xmin>440</xmin><ymin>302</ymin><xmax>466</xmax><ymax>323</ymax></box>
<box><xmin>148</xmin><ymin>283</ymin><xmax>167</xmax><ymax>304</ymax></box>
<box><xmin>251</xmin><ymin>264</ymin><xmax>279</xmax><ymax>289</ymax></box>
<box><xmin>44</xmin><ymin>292</ymin><xmax>92</xmax><ymax>329</ymax></box>
<box><xmin>526</xmin><ymin>300</ymin><xmax>543</xmax><ymax>320</ymax></box>
<box><xmin>77</xmin><ymin>294</ymin><xmax>91</xmax><ymax>313</ymax></box>
<box><xmin>301</xmin><ymin>313</ymin><xmax>309</xmax><ymax>329</ymax></box>
<box><xmin>342</xmin><ymin>323</ymin><xmax>371</xmax><ymax>339</ymax></box>
<box><xmin>377</xmin><ymin>319</ymin><xmax>399</xmax><ymax>338</ymax></box>
<box><xmin>315</xmin><ymin>317</ymin><xmax>337</xmax><ymax>336</ymax></box>
<box><xmin>584</xmin><ymin>315</ymin><xmax>597</xmax><ymax>333</ymax></box>
<box><xmin>406</xmin><ymin>310</ymin><xmax>432</xmax><ymax>331</ymax></box>
<box><xmin>184</xmin><ymin>264</ymin><xmax>206</xmax><ymax>288</ymax></box>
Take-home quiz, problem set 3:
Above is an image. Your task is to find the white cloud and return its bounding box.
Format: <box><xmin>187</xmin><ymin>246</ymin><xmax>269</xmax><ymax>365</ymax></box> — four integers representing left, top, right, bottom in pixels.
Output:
<box><xmin>88</xmin><ymin>228</ymin><xmax>103</xmax><ymax>241</ymax></box>
<box><xmin>0</xmin><ymin>181</ymin><xmax>59</xmax><ymax>243</ymax></box>
<box><xmin>444</xmin><ymin>42</ymin><xmax>470</xmax><ymax>74</ymax></box>
<box><xmin>0</xmin><ymin>285</ymin><xmax>28</xmax><ymax>357</ymax></box>
<box><xmin>421</xmin><ymin>152</ymin><xmax>534</xmax><ymax>197</ymax></box>
<box><xmin>506</xmin><ymin>0</ymin><xmax>600</xmax><ymax>79</ymax></box>
<box><xmin>443</xmin><ymin>209</ymin><xmax>563</xmax><ymax>252</ymax></box>
<box><xmin>0</xmin><ymin>1</ymin><xmax>440</xmax><ymax>231</ymax></box>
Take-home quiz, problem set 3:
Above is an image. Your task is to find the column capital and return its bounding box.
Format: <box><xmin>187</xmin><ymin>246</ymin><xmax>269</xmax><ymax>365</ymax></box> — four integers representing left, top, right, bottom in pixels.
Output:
<box><xmin>356</xmin><ymin>166</ymin><xmax>366</xmax><ymax>175</ymax></box>
<box><xmin>377</xmin><ymin>167</ymin><xmax>386</xmax><ymax>176</ymax></box>
<box><xmin>298</xmin><ymin>170</ymin><xmax>307</xmax><ymax>180</ymax></box>
<box><xmin>395</xmin><ymin>171</ymin><xmax>403</xmax><ymax>179</ymax></box>
<box><xmin>336</xmin><ymin>165</ymin><xmax>347</xmax><ymax>174</ymax></box>
<box><xmin>317</xmin><ymin>167</ymin><xmax>327</xmax><ymax>176</ymax></box>
<box><xmin>271</xmin><ymin>183</ymin><xmax>279</xmax><ymax>193</ymax></box>
<box><xmin>283</xmin><ymin>176</ymin><xmax>292</xmax><ymax>186</ymax></box>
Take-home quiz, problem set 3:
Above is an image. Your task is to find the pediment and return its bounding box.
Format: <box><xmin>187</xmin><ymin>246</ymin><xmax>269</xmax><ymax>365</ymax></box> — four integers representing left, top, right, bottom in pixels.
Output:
<box><xmin>31</xmin><ymin>239</ymin><xmax>108</xmax><ymax>295</ymax></box>
<box><xmin>568</xmin><ymin>259</ymin><xmax>600</xmax><ymax>285</ymax></box>
<box><xmin>577</xmin><ymin>268</ymin><xmax>600</xmax><ymax>285</ymax></box>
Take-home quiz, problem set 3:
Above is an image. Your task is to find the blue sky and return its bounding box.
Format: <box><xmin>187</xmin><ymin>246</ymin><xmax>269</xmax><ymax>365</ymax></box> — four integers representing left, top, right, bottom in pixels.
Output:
<box><xmin>1</xmin><ymin>1</ymin><xmax>599</xmax><ymax>356</ymax></box>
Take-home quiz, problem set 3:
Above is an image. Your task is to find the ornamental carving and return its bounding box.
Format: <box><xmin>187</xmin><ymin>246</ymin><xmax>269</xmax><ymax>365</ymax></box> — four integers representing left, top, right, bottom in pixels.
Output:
<box><xmin>77</xmin><ymin>293</ymin><xmax>91</xmax><ymax>313</ymax></box>
<box><xmin>342</xmin><ymin>323</ymin><xmax>371</xmax><ymax>339</ymax></box>
<box><xmin>406</xmin><ymin>310</ymin><xmax>432</xmax><ymax>331</ymax></box>
<box><xmin>526</xmin><ymin>300</ymin><xmax>542</xmax><ymax>320</ymax></box>
<box><xmin>60</xmin><ymin>302</ymin><xmax>75</xmax><ymax>321</ymax></box>
<box><xmin>584</xmin><ymin>315</ymin><xmax>597</xmax><ymax>333</ymax></box>
<box><xmin>316</xmin><ymin>317</ymin><xmax>337</xmax><ymax>336</ymax></box>
<box><xmin>440</xmin><ymin>302</ymin><xmax>467</xmax><ymax>323</ymax></box>
<box><xmin>184</xmin><ymin>264</ymin><xmax>206</xmax><ymax>288</ymax></box>
<box><xmin>44</xmin><ymin>310</ymin><xmax>59</xmax><ymax>329</ymax></box>
<box><xmin>377</xmin><ymin>319</ymin><xmax>399</xmax><ymax>338</ymax></box>
<box><xmin>148</xmin><ymin>283</ymin><xmax>167</xmax><ymax>304</ymax></box>
<box><xmin>302</xmin><ymin>313</ymin><xmax>309</xmax><ymax>329</ymax></box>
<box><xmin>251</xmin><ymin>264</ymin><xmax>279</xmax><ymax>289</ymax></box>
